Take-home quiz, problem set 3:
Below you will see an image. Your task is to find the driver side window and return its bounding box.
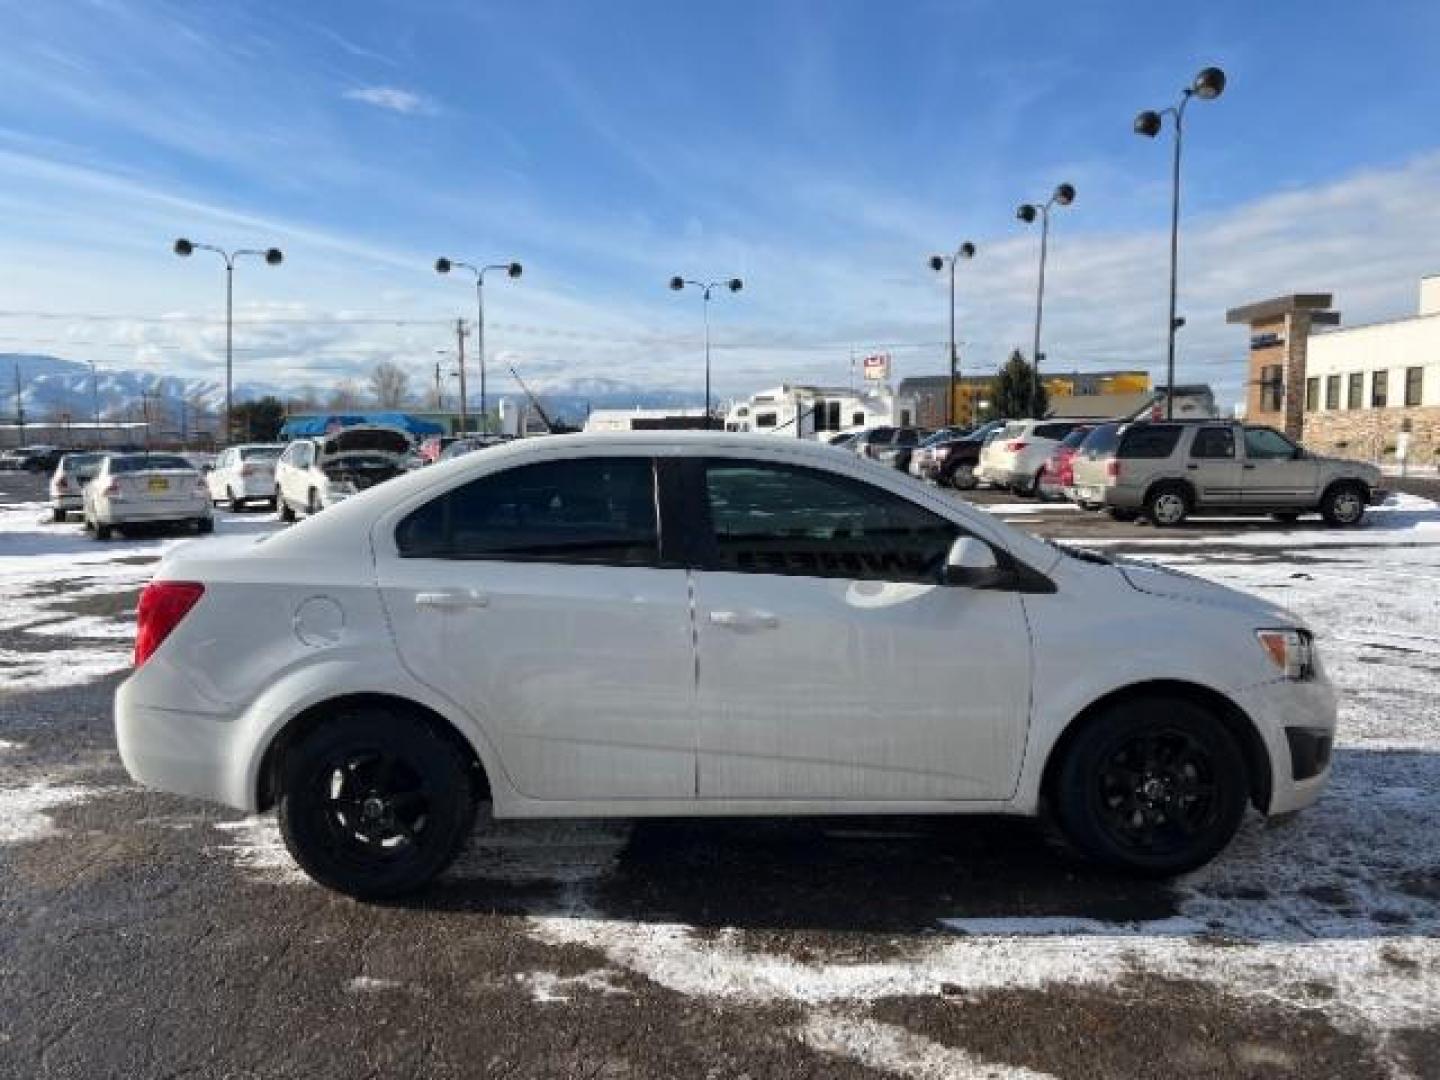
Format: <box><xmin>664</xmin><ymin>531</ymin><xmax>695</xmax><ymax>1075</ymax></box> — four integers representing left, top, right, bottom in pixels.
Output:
<box><xmin>1243</xmin><ymin>427</ymin><xmax>1298</xmax><ymax>460</ymax></box>
<box><xmin>701</xmin><ymin>461</ymin><xmax>956</xmax><ymax>583</ymax></box>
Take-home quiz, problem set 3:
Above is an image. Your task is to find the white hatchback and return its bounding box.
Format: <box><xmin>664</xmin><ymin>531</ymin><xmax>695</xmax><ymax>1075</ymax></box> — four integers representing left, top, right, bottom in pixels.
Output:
<box><xmin>977</xmin><ymin>419</ymin><xmax>1086</xmax><ymax>495</ymax></box>
<box><xmin>116</xmin><ymin>433</ymin><xmax>1335</xmax><ymax>898</ymax></box>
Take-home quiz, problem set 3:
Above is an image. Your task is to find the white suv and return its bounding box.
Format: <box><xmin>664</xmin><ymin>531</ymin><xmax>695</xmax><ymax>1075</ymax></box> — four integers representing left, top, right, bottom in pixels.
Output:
<box><xmin>206</xmin><ymin>444</ymin><xmax>284</xmax><ymax>511</ymax></box>
<box><xmin>274</xmin><ymin>426</ymin><xmax>411</xmax><ymax>521</ymax></box>
<box><xmin>116</xmin><ymin>432</ymin><xmax>1335</xmax><ymax>897</ymax></box>
<box><xmin>978</xmin><ymin>419</ymin><xmax>1086</xmax><ymax>495</ymax></box>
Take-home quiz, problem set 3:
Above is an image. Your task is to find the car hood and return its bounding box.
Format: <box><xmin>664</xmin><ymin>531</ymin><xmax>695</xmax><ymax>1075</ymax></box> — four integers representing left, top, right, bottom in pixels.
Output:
<box><xmin>321</xmin><ymin>427</ymin><xmax>411</xmax><ymax>457</ymax></box>
<box><xmin>1115</xmin><ymin>557</ymin><xmax>1301</xmax><ymax>625</ymax></box>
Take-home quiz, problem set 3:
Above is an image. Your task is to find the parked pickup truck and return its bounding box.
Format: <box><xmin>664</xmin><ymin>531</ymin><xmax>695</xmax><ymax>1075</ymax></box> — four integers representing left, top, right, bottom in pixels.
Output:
<box><xmin>1073</xmin><ymin>420</ymin><xmax>1385</xmax><ymax>527</ymax></box>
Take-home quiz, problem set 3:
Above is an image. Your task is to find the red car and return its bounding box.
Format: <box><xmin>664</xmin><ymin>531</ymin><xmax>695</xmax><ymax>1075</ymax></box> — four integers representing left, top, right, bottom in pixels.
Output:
<box><xmin>417</xmin><ymin>435</ymin><xmax>461</xmax><ymax>465</ymax></box>
<box><xmin>1037</xmin><ymin>425</ymin><xmax>1093</xmax><ymax>501</ymax></box>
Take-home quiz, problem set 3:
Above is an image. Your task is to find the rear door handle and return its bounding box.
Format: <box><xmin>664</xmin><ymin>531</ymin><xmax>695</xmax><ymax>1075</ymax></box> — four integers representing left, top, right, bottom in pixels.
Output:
<box><xmin>415</xmin><ymin>590</ymin><xmax>489</xmax><ymax>611</ymax></box>
<box><xmin>1185</xmin><ymin>464</ymin><xmax>1199</xmax><ymax>470</ymax></box>
<box><xmin>708</xmin><ymin>609</ymin><xmax>780</xmax><ymax>631</ymax></box>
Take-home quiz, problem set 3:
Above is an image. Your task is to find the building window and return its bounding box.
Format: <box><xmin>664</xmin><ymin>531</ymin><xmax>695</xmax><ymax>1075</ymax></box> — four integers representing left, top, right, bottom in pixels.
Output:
<box><xmin>1347</xmin><ymin>372</ymin><xmax>1363</xmax><ymax>410</ymax></box>
<box><xmin>1325</xmin><ymin>375</ymin><xmax>1340</xmax><ymax>410</ymax></box>
<box><xmin>1259</xmin><ymin>364</ymin><xmax>1283</xmax><ymax>411</ymax></box>
<box><xmin>1405</xmin><ymin>366</ymin><xmax>1424</xmax><ymax>407</ymax></box>
<box><xmin>1305</xmin><ymin>378</ymin><xmax>1319</xmax><ymax>412</ymax></box>
<box><xmin>755</xmin><ymin>412</ymin><xmax>777</xmax><ymax>428</ymax></box>
<box><xmin>1373</xmin><ymin>370</ymin><xmax>1388</xmax><ymax>408</ymax></box>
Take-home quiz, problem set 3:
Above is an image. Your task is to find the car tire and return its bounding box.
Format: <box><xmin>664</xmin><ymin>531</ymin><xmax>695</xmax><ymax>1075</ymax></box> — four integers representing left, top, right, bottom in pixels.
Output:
<box><xmin>51</xmin><ymin>507</ymin><xmax>66</xmax><ymax>523</ymax></box>
<box><xmin>1052</xmin><ymin>696</ymin><xmax>1249</xmax><ymax>877</ymax></box>
<box><xmin>1106</xmin><ymin>508</ymin><xmax>1140</xmax><ymax>522</ymax></box>
<box><xmin>278</xmin><ymin>489</ymin><xmax>296</xmax><ymax>523</ymax></box>
<box><xmin>197</xmin><ymin>517</ymin><xmax>215</xmax><ymax>535</ymax></box>
<box><xmin>276</xmin><ymin>706</ymin><xmax>479</xmax><ymax>899</ymax></box>
<box><xmin>1144</xmin><ymin>483</ymin><xmax>1191</xmax><ymax>528</ymax></box>
<box><xmin>1319</xmin><ymin>483</ymin><xmax>1366</xmax><ymax>528</ymax></box>
<box><xmin>94</xmin><ymin>522</ymin><xmax>113</xmax><ymax>541</ymax></box>
<box><xmin>307</xmin><ymin>489</ymin><xmax>320</xmax><ymax>516</ymax></box>
<box><xmin>949</xmin><ymin>464</ymin><xmax>978</xmax><ymax>490</ymax></box>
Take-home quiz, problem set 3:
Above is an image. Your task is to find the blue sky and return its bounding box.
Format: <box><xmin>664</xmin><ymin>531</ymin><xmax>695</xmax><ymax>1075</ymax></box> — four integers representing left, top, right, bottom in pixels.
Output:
<box><xmin>2</xmin><ymin>0</ymin><xmax>1439</xmax><ymax>405</ymax></box>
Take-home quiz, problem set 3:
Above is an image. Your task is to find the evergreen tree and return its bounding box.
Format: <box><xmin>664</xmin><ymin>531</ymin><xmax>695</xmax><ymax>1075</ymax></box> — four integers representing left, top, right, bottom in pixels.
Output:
<box><xmin>989</xmin><ymin>349</ymin><xmax>1048</xmax><ymax>418</ymax></box>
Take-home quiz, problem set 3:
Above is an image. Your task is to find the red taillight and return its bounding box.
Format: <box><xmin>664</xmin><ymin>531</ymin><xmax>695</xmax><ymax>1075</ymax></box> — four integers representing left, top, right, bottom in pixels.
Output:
<box><xmin>56</xmin><ymin>476</ymin><xmax>69</xmax><ymax>490</ymax></box>
<box><xmin>134</xmin><ymin>581</ymin><xmax>205</xmax><ymax>667</ymax></box>
<box><xmin>1106</xmin><ymin>459</ymin><xmax>1121</xmax><ymax>482</ymax></box>
<box><xmin>1004</xmin><ymin>440</ymin><xmax>1028</xmax><ymax>452</ymax></box>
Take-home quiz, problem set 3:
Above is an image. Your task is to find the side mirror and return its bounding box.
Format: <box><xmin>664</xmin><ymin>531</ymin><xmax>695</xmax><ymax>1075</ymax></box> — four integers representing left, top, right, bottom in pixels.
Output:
<box><xmin>943</xmin><ymin>536</ymin><xmax>1002</xmax><ymax>588</ymax></box>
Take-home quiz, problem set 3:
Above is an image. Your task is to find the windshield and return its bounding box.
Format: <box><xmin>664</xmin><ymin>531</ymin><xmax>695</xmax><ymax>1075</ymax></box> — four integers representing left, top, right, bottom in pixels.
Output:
<box><xmin>61</xmin><ymin>453</ymin><xmax>103</xmax><ymax>470</ymax></box>
<box><xmin>241</xmin><ymin>447</ymin><xmax>283</xmax><ymax>461</ymax></box>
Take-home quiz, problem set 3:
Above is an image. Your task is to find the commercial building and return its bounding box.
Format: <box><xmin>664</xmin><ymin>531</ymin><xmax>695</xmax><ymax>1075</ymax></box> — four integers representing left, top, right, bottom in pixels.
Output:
<box><xmin>1228</xmin><ymin>276</ymin><xmax>1440</xmax><ymax>463</ymax></box>
<box><xmin>897</xmin><ymin>370</ymin><xmax>1152</xmax><ymax>428</ymax></box>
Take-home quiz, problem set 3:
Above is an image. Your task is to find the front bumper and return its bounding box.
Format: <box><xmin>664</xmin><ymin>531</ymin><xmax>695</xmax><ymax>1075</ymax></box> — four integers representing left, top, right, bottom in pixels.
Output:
<box><xmin>1232</xmin><ymin>673</ymin><xmax>1338</xmax><ymax>816</ymax></box>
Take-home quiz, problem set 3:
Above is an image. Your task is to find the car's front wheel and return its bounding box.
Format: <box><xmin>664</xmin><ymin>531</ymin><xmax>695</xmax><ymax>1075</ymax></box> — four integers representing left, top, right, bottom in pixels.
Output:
<box><xmin>277</xmin><ymin>707</ymin><xmax>479</xmax><ymax>899</ymax></box>
<box><xmin>1052</xmin><ymin>696</ymin><xmax>1249</xmax><ymax>877</ymax></box>
<box><xmin>277</xmin><ymin>488</ymin><xmax>295</xmax><ymax>523</ymax></box>
<box><xmin>948</xmin><ymin>463</ymin><xmax>978</xmax><ymax>490</ymax></box>
<box><xmin>1144</xmin><ymin>483</ymin><xmax>1191</xmax><ymax>527</ymax></box>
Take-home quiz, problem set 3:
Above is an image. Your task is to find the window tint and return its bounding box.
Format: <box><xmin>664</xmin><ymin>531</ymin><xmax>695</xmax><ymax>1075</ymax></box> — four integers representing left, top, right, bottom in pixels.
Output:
<box><xmin>1117</xmin><ymin>425</ymin><xmax>1181</xmax><ymax>459</ymax></box>
<box><xmin>396</xmin><ymin>458</ymin><xmax>658</xmax><ymax>564</ymax></box>
<box><xmin>1243</xmin><ymin>427</ymin><xmax>1298</xmax><ymax>460</ymax></box>
<box><xmin>108</xmin><ymin>454</ymin><xmax>193</xmax><ymax>473</ymax></box>
<box><xmin>895</xmin><ymin>429</ymin><xmax>920</xmax><ymax>446</ymax></box>
<box><xmin>702</xmin><ymin>462</ymin><xmax>955</xmax><ymax>583</ymax></box>
<box><xmin>1033</xmin><ymin>423</ymin><xmax>1075</xmax><ymax>440</ymax></box>
<box><xmin>1078</xmin><ymin>423</ymin><xmax>1120</xmax><ymax>455</ymax></box>
<box><xmin>242</xmin><ymin>447</ymin><xmax>282</xmax><ymax>461</ymax></box>
<box><xmin>1190</xmin><ymin>427</ymin><xmax>1235</xmax><ymax>460</ymax></box>
<box><xmin>1057</xmin><ymin>427</ymin><xmax>1092</xmax><ymax>450</ymax></box>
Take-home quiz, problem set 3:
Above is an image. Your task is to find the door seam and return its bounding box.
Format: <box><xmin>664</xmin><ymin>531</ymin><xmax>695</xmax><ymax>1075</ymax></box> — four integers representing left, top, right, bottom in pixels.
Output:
<box><xmin>688</xmin><ymin>568</ymin><xmax>700</xmax><ymax>796</ymax></box>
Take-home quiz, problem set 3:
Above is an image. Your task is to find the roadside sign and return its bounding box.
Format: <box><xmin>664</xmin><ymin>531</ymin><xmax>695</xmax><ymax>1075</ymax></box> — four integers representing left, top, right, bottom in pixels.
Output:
<box><xmin>862</xmin><ymin>353</ymin><xmax>890</xmax><ymax>382</ymax></box>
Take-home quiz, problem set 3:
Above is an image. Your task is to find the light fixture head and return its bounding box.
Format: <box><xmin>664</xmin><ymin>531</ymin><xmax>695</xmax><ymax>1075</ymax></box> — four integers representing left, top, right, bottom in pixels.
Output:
<box><xmin>1016</xmin><ymin>204</ymin><xmax>1038</xmax><ymax>224</ymax></box>
<box><xmin>435</xmin><ymin>257</ymin><xmax>452</xmax><ymax>274</ymax></box>
<box><xmin>507</xmin><ymin>262</ymin><xmax>523</xmax><ymax>279</ymax></box>
<box><xmin>958</xmin><ymin>241</ymin><xmax>977</xmax><ymax>259</ymax></box>
<box><xmin>1134</xmin><ymin>110</ymin><xmax>1163</xmax><ymax>138</ymax></box>
<box><xmin>173</xmin><ymin>238</ymin><xmax>193</xmax><ymax>257</ymax></box>
<box><xmin>668</xmin><ymin>276</ymin><xmax>685</xmax><ymax>291</ymax></box>
<box><xmin>264</xmin><ymin>248</ymin><xmax>283</xmax><ymax>266</ymax></box>
<box><xmin>727</xmin><ymin>278</ymin><xmax>743</xmax><ymax>293</ymax></box>
<box><xmin>1192</xmin><ymin>66</ymin><xmax>1227</xmax><ymax>100</ymax></box>
<box><xmin>928</xmin><ymin>254</ymin><xmax>945</xmax><ymax>272</ymax></box>
<box><xmin>1053</xmin><ymin>183</ymin><xmax>1075</xmax><ymax>207</ymax></box>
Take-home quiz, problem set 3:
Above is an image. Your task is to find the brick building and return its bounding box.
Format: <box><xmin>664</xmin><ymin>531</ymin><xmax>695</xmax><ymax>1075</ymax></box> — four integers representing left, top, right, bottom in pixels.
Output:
<box><xmin>1227</xmin><ymin>277</ymin><xmax>1440</xmax><ymax>464</ymax></box>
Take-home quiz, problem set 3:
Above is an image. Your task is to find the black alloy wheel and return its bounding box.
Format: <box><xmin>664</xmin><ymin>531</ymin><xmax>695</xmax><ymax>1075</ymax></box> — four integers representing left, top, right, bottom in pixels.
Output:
<box><xmin>277</xmin><ymin>708</ymin><xmax>478</xmax><ymax>898</ymax></box>
<box><xmin>1053</xmin><ymin>697</ymin><xmax>1248</xmax><ymax>876</ymax></box>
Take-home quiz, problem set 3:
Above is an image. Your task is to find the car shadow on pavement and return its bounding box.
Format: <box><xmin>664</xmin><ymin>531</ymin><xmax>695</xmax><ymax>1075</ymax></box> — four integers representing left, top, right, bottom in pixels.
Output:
<box><xmin>402</xmin><ymin>746</ymin><xmax>1440</xmax><ymax>949</ymax></box>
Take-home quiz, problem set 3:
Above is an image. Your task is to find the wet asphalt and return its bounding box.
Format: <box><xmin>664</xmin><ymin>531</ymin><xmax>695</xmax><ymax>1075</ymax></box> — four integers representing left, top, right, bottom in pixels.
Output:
<box><xmin>1</xmin><ymin>468</ymin><xmax>1435</xmax><ymax>1080</ymax></box>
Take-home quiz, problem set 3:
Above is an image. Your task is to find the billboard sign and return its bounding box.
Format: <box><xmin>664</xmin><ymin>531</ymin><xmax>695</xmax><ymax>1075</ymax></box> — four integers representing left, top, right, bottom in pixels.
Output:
<box><xmin>862</xmin><ymin>353</ymin><xmax>891</xmax><ymax>382</ymax></box>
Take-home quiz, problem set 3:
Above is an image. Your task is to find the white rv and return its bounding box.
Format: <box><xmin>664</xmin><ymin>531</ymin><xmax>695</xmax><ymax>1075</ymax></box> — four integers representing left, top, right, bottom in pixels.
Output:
<box><xmin>724</xmin><ymin>385</ymin><xmax>915</xmax><ymax>438</ymax></box>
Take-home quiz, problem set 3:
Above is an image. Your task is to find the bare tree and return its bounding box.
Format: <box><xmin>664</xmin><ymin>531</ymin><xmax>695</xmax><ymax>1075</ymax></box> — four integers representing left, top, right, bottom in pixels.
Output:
<box><xmin>368</xmin><ymin>361</ymin><xmax>410</xmax><ymax>409</ymax></box>
<box><xmin>327</xmin><ymin>379</ymin><xmax>365</xmax><ymax>410</ymax></box>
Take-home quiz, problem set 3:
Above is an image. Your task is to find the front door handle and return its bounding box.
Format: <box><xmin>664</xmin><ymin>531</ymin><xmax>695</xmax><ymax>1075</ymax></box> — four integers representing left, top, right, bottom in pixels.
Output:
<box><xmin>1186</xmin><ymin>463</ymin><xmax>1199</xmax><ymax>470</ymax></box>
<box><xmin>1242</xmin><ymin>464</ymin><xmax>1257</xmax><ymax>470</ymax></box>
<box><xmin>708</xmin><ymin>609</ymin><xmax>780</xmax><ymax>631</ymax></box>
<box><xmin>415</xmin><ymin>590</ymin><xmax>489</xmax><ymax>611</ymax></box>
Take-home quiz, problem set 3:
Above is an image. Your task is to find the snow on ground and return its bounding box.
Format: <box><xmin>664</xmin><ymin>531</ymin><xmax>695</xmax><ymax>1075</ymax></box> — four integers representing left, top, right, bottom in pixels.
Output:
<box><xmin>5</xmin><ymin>487</ymin><xmax>1438</xmax><ymax>1076</ymax></box>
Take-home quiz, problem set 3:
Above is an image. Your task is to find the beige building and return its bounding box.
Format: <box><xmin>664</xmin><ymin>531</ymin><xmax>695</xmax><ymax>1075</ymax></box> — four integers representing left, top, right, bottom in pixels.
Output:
<box><xmin>1228</xmin><ymin>277</ymin><xmax>1440</xmax><ymax>464</ymax></box>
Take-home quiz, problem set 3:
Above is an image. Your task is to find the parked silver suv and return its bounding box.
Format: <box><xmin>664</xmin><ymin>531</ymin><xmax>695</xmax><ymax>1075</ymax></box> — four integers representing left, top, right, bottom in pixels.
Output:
<box><xmin>1080</xmin><ymin>421</ymin><xmax>1385</xmax><ymax>527</ymax></box>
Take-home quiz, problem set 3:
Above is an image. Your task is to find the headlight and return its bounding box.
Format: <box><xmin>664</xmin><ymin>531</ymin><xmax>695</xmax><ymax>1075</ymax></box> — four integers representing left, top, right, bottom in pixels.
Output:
<box><xmin>1256</xmin><ymin>628</ymin><xmax>1314</xmax><ymax>680</ymax></box>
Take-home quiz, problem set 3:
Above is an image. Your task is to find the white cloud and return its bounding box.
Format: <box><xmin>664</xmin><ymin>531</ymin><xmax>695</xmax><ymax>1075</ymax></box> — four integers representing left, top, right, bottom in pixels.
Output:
<box><xmin>342</xmin><ymin>85</ymin><xmax>435</xmax><ymax>116</ymax></box>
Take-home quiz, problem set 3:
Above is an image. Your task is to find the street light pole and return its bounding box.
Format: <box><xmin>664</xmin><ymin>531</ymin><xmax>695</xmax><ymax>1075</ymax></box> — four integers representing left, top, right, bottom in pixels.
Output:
<box><xmin>436</xmin><ymin>257</ymin><xmax>522</xmax><ymax>435</ymax></box>
<box><xmin>928</xmin><ymin>242</ymin><xmax>977</xmax><ymax>427</ymax></box>
<box><xmin>1016</xmin><ymin>184</ymin><xmax>1075</xmax><ymax>417</ymax></box>
<box><xmin>668</xmin><ymin>276</ymin><xmax>743</xmax><ymax>428</ymax></box>
<box><xmin>1135</xmin><ymin>66</ymin><xmax>1227</xmax><ymax>419</ymax></box>
<box><xmin>89</xmin><ymin>360</ymin><xmax>100</xmax><ymax>448</ymax></box>
<box><xmin>172</xmin><ymin>239</ymin><xmax>283</xmax><ymax>446</ymax></box>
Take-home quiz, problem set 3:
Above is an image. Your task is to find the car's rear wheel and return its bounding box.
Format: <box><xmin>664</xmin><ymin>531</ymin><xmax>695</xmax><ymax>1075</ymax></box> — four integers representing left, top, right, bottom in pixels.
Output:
<box><xmin>1144</xmin><ymin>483</ymin><xmax>1191</xmax><ymax>528</ymax></box>
<box><xmin>94</xmin><ymin>521</ymin><xmax>112</xmax><ymax>541</ymax></box>
<box><xmin>948</xmin><ymin>463</ymin><xmax>978</xmax><ymax>490</ymax></box>
<box><xmin>1320</xmin><ymin>483</ymin><xmax>1366</xmax><ymax>528</ymax></box>
<box><xmin>196</xmin><ymin>517</ymin><xmax>214</xmax><ymax>534</ymax></box>
<box><xmin>307</xmin><ymin>489</ymin><xmax>320</xmax><ymax>516</ymax></box>
<box><xmin>1052</xmin><ymin>696</ymin><xmax>1249</xmax><ymax>877</ymax></box>
<box><xmin>277</xmin><ymin>488</ymin><xmax>295</xmax><ymax>523</ymax></box>
<box><xmin>277</xmin><ymin>707</ymin><xmax>478</xmax><ymax>898</ymax></box>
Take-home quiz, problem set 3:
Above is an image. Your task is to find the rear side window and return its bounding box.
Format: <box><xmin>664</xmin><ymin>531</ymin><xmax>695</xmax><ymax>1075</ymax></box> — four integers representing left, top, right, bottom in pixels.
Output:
<box><xmin>1057</xmin><ymin>427</ymin><xmax>1092</xmax><ymax>449</ymax></box>
<box><xmin>701</xmin><ymin>462</ymin><xmax>956</xmax><ymax>582</ymax></box>
<box><xmin>396</xmin><ymin>457</ymin><xmax>658</xmax><ymax>565</ymax></box>
<box><xmin>1117</xmin><ymin>426</ymin><xmax>1182</xmax><ymax>459</ymax></box>
<box><xmin>1190</xmin><ymin>427</ymin><xmax>1236</xmax><ymax>459</ymax></box>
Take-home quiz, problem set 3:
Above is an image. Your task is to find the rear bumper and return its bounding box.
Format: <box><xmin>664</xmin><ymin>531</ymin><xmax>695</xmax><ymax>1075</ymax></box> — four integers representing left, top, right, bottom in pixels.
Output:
<box><xmin>115</xmin><ymin>679</ymin><xmax>247</xmax><ymax>810</ymax></box>
<box><xmin>52</xmin><ymin>494</ymin><xmax>83</xmax><ymax>511</ymax></box>
<box><xmin>92</xmin><ymin>500</ymin><xmax>212</xmax><ymax>525</ymax></box>
<box><xmin>977</xmin><ymin>464</ymin><xmax>1028</xmax><ymax>487</ymax></box>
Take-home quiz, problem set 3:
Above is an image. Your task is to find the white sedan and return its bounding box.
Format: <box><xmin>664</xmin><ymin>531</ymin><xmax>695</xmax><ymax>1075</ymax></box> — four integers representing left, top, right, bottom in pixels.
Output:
<box><xmin>116</xmin><ymin>433</ymin><xmax>1335</xmax><ymax>897</ymax></box>
<box><xmin>83</xmin><ymin>453</ymin><xmax>214</xmax><ymax>540</ymax></box>
<box><xmin>205</xmin><ymin>443</ymin><xmax>284</xmax><ymax>511</ymax></box>
<box><xmin>274</xmin><ymin>425</ymin><xmax>412</xmax><ymax>521</ymax></box>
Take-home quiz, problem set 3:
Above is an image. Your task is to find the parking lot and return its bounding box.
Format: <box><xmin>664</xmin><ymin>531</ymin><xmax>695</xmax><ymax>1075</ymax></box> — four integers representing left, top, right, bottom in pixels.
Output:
<box><xmin>2</xmin><ymin>468</ymin><xmax>1438</xmax><ymax>1080</ymax></box>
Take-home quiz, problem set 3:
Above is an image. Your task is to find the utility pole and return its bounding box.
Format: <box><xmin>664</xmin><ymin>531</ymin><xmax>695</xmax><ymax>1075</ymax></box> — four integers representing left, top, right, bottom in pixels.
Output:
<box><xmin>455</xmin><ymin>319</ymin><xmax>469</xmax><ymax>434</ymax></box>
<box><xmin>434</xmin><ymin>360</ymin><xmax>444</xmax><ymax>412</ymax></box>
<box><xmin>90</xmin><ymin>360</ymin><xmax>101</xmax><ymax>448</ymax></box>
<box><xmin>13</xmin><ymin>362</ymin><xmax>25</xmax><ymax>448</ymax></box>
